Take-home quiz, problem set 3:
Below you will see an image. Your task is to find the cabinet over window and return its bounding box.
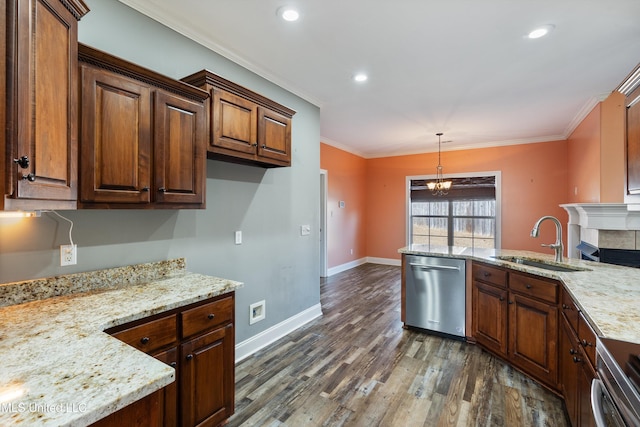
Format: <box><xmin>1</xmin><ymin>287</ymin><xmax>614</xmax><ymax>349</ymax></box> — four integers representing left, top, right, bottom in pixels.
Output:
<box><xmin>78</xmin><ymin>44</ymin><xmax>209</xmax><ymax>209</ymax></box>
<box><xmin>1</xmin><ymin>0</ymin><xmax>89</xmax><ymax>211</ymax></box>
<box><xmin>181</xmin><ymin>70</ymin><xmax>296</xmax><ymax>168</ymax></box>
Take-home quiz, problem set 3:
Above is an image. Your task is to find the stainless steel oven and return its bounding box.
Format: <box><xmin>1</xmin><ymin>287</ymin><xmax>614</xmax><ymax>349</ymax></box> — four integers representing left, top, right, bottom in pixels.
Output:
<box><xmin>592</xmin><ymin>337</ymin><xmax>640</xmax><ymax>427</ymax></box>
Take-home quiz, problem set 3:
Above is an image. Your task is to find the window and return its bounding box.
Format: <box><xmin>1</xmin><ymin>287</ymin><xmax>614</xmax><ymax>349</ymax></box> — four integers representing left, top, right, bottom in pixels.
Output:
<box><xmin>409</xmin><ymin>175</ymin><xmax>498</xmax><ymax>249</ymax></box>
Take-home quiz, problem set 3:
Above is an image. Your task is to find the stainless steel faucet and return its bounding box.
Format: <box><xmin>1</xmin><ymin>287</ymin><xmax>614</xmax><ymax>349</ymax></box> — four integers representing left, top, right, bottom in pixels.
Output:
<box><xmin>531</xmin><ymin>216</ymin><xmax>564</xmax><ymax>263</ymax></box>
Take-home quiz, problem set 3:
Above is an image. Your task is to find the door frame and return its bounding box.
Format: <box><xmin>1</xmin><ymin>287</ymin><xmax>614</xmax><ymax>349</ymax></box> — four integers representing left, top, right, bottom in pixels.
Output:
<box><xmin>320</xmin><ymin>169</ymin><xmax>328</xmax><ymax>277</ymax></box>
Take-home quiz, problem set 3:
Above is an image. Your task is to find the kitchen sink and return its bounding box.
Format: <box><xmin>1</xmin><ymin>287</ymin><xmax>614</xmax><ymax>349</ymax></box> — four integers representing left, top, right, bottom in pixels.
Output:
<box><xmin>492</xmin><ymin>256</ymin><xmax>590</xmax><ymax>272</ymax></box>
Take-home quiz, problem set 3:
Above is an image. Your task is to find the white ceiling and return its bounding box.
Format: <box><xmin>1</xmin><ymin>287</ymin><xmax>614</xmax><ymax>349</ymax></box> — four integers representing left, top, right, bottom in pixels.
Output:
<box><xmin>120</xmin><ymin>0</ymin><xmax>640</xmax><ymax>158</ymax></box>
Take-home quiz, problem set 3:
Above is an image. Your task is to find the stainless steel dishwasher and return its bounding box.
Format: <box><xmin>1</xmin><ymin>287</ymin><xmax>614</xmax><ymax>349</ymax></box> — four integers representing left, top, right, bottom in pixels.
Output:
<box><xmin>404</xmin><ymin>255</ymin><xmax>466</xmax><ymax>339</ymax></box>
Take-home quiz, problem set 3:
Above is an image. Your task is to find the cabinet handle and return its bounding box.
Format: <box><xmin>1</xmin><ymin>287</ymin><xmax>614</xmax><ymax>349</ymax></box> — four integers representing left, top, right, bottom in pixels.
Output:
<box><xmin>483</xmin><ymin>272</ymin><xmax>491</xmax><ymax>277</ymax></box>
<box><xmin>508</xmin><ymin>300</ymin><xmax>513</xmax><ymax>305</ymax></box>
<box><xmin>581</xmin><ymin>339</ymin><xmax>593</xmax><ymax>348</ymax></box>
<box><xmin>573</xmin><ymin>356</ymin><xmax>582</xmax><ymax>363</ymax></box>
<box><xmin>251</xmin><ymin>143</ymin><xmax>258</xmax><ymax>147</ymax></box>
<box><xmin>569</xmin><ymin>348</ymin><xmax>576</xmax><ymax>355</ymax></box>
<box><xmin>158</xmin><ymin>187</ymin><xmax>166</xmax><ymax>193</ymax></box>
<box><xmin>208</xmin><ymin>313</ymin><xmax>215</xmax><ymax>320</ymax></box>
<box><xmin>21</xmin><ymin>173</ymin><xmax>36</xmax><ymax>182</ymax></box>
<box><xmin>562</xmin><ymin>304</ymin><xmax>570</xmax><ymax>310</ymax></box>
<box><xmin>186</xmin><ymin>354</ymin><xmax>193</xmax><ymax>361</ymax></box>
<box><xmin>525</xmin><ymin>284</ymin><xmax>532</xmax><ymax>289</ymax></box>
<box><xmin>499</xmin><ymin>296</ymin><xmax>504</xmax><ymax>301</ymax></box>
<box><xmin>13</xmin><ymin>156</ymin><xmax>29</xmax><ymax>169</ymax></box>
<box><xmin>140</xmin><ymin>187</ymin><xmax>149</xmax><ymax>192</ymax></box>
<box><xmin>170</xmin><ymin>361</ymin><xmax>177</xmax><ymax>368</ymax></box>
<box><xmin>140</xmin><ymin>337</ymin><xmax>150</xmax><ymax>344</ymax></box>
<box><xmin>261</xmin><ymin>145</ymin><xmax>266</xmax><ymax>149</ymax></box>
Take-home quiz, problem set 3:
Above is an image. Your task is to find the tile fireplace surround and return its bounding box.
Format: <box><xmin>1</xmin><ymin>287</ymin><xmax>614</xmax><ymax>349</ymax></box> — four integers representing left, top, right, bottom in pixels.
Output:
<box><xmin>561</xmin><ymin>203</ymin><xmax>640</xmax><ymax>258</ymax></box>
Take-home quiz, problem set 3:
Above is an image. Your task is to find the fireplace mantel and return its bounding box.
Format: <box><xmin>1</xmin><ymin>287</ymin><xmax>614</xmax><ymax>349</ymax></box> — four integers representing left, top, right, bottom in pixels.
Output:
<box><xmin>560</xmin><ymin>203</ymin><xmax>640</xmax><ymax>258</ymax></box>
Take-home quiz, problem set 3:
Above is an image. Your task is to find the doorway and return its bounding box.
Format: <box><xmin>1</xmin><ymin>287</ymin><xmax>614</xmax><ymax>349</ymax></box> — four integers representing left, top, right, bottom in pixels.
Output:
<box><xmin>320</xmin><ymin>170</ymin><xmax>328</xmax><ymax>278</ymax></box>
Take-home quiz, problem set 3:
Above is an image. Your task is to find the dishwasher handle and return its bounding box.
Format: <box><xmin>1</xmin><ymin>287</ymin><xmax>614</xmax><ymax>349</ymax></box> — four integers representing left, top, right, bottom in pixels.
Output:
<box><xmin>410</xmin><ymin>263</ymin><xmax>461</xmax><ymax>272</ymax></box>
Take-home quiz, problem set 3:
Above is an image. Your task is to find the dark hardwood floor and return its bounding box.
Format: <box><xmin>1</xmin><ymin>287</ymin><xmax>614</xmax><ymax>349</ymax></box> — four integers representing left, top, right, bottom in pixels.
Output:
<box><xmin>228</xmin><ymin>263</ymin><xmax>569</xmax><ymax>426</ymax></box>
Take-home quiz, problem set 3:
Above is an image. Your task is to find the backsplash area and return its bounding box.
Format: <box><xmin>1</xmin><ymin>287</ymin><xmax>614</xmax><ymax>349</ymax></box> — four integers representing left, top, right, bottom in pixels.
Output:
<box><xmin>0</xmin><ymin>258</ymin><xmax>186</xmax><ymax>308</ymax></box>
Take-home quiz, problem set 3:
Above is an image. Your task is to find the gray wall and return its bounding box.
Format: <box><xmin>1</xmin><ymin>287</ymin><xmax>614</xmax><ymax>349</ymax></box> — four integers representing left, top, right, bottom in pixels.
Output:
<box><xmin>0</xmin><ymin>0</ymin><xmax>321</xmax><ymax>344</ymax></box>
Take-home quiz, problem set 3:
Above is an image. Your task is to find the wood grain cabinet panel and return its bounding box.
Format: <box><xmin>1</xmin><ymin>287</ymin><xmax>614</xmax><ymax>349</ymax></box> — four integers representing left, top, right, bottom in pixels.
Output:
<box><xmin>182</xmin><ymin>70</ymin><xmax>295</xmax><ymax>168</ymax></box>
<box><xmin>621</xmin><ymin>64</ymin><xmax>640</xmax><ymax>203</ymax></box>
<box><xmin>472</xmin><ymin>281</ymin><xmax>508</xmax><ymax>357</ymax></box>
<box><xmin>1</xmin><ymin>0</ymin><xmax>89</xmax><ymax>210</ymax></box>
<box><xmin>78</xmin><ymin>44</ymin><xmax>208</xmax><ymax>209</ymax></box>
<box><xmin>471</xmin><ymin>262</ymin><xmax>560</xmax><ymax>390</ymax></box>
<box><xmin>106</xmin><ymin>293</ymin><xmax>235</xmax><ymax>427</ymax></box>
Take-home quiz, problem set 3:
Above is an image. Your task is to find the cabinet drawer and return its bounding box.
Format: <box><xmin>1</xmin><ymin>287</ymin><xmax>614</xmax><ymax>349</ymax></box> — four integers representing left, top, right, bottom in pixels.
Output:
<box><xmin>509</xmin><ymin>272</ymin><xmax>558</xmax><ymax>304</ymax></box>
<box><xmin>578</xmin><ymin>312</ymin><xmax>597</xmax><ymax>367</ymax></box>
<box><xmin>181</xmin><ymin>296</ymin><xmax>233</xmax><ymax>338</ymax></box>
<box><xmin>111</xmin><ymin>314</ymin><xmax>177</xmax><ymax>354</ymax></box>
<box><xmin>472</xmin><ymin>263</ymin><xmax>507</xmax><ymax>288</ymax></box>
<box><xmin>561</xmin><ymin>287</ymin><xmax>579</xmax><ymax>331</ymax></box>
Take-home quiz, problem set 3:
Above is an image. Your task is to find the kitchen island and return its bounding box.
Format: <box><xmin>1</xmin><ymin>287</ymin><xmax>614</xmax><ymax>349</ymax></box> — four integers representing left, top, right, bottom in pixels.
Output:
<box><xmin>0</xmin><ymin>259</ymin><xmax>242</xmax><ymax>426</ymax></box>
<box><xmin>399</xmin><ymin>245</ymin><xmax>640</xmax><ymax>344</ymax></box>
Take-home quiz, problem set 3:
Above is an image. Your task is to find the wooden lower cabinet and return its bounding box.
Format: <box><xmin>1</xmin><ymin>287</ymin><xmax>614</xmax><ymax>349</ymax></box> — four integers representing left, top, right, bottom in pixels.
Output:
<box><xmin>471</xmin><ymin>262</ymin><xmax>559</xmax><ymax>390</ymax></box>
<box><xmin>181</xmin><ymin>324</ymin><xmax>234</xmax><ymax>427</ymax></box>
<box><xmin>90</xmin><ymin>390</ymin><xmax>162</xmax><ymax>427</ymax></box>
<box><xmin>104</xmin><ymin>293</ymin><xmax>235</xmax><ymax>427</ymax></box>
<box><xmin>559</xmin><ymin>290</ymin><xmax>597</xmax><ymax>427</ymax></box>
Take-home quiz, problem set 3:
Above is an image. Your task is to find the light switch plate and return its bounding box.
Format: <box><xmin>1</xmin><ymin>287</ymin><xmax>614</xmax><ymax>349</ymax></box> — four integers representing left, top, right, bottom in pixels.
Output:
<box><xmin>235</xmin><ymin>231</ymin><xmax>242</xmax><ymax>245</ymax></box>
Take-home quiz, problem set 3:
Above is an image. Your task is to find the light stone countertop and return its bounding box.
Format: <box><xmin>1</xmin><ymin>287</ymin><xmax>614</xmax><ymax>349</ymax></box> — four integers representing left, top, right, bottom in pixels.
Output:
<box><xmin>399</xmin><ymin>245</ymin><xmax>640</xmax><ymax>344</ymax></box>
<box><xmin>0</xmin><ymin>259</ymin><xmax>242</xmax><ymax>426</ymax></box>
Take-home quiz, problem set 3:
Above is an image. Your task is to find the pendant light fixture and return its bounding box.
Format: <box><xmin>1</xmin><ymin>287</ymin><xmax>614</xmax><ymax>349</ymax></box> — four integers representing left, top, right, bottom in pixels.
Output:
<box><xmin>427</xmin><ymin>132</ymin><xmax>452</xmax><ymax>196</ymax></box>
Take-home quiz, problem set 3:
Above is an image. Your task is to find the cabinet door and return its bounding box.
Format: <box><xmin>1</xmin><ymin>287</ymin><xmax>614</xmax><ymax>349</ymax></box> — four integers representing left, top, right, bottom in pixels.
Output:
<box><xmin>154</xmin><ymin>91</ymin><xmax>206</xmax><ymax>206</ymax></box>
<box><xmin>180</xmin><ymin>323</ymin><xmax>234</xmax><ymax>427</ymax></box>
<box><xmin>257</xmin><ymin>107</ymin><xmax>291</xmax><ymax>165</ymax></box>
<box><xmin>560</xmin><ymin>315</ymin><xmax>579</xmax><ymax>427</ymax></box>
<box><xmin>80</xmin><ymin>66</ymin><xmax>152</xmax><ymax>204</ymax></box>
<box><xmin>578</xmin><ymin>355</ymin><xmax>597</xmax><ymax>427</ymax></box>
<box><xmin>626</xmin><ymin>85</ymin><xmax>640</xmax><ymax>195</ymax></box>
<box><xmin>153</xmin><ymin>347</ymin><xmax>179</xmax><ymax>427</ymax></box>
<box><xmin>9</xmin><ymin>0</ymin><xmax>79</xmax><ymax>203</ymax></box>
<box><xmin>212</xmin><ymin>88</ymin><xmax>257</xmax><ymax>156</ymax></box>
<box><xmin>509</xmin><ymin>293</ymin><xmax>558</xmax><ymax>388</ymax></box>
<box><xmin>472</xmin><ymin>281</ymin><xmax>508</xmax><ymax>357</ymax></box>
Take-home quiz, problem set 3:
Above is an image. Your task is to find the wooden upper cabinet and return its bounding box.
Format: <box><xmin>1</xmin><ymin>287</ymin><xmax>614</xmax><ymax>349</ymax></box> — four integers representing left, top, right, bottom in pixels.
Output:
<box><xmin>80</xmin><ymin>67</ymin><xmax>152</xmax><ymax>204</ymax></box>
<box><xmin>78</xmin><ymin>44</ymin><xmax>208</xmax><ymax>208</ymax></box>
<box><xmin>621</xmin><ymin>64</ymin><xmax>640</xmax><ymax>202</ymax></box>
<box><xmin>1</xmin><ymin>0</ymin><xmax>89</xmax><ymax>210</ymax></box>
<box><xmin>182</xmin><ymin>70</ymin><xmax>296</xmax><ymax>168</ymax></box>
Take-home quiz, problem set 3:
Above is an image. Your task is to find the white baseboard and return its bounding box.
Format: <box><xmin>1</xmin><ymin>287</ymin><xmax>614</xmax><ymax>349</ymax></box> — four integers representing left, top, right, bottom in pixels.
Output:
<box><xmin>366</xmin><ymin>256</ymin><xmax>401</xmax><ymax>266</ymax></box>
<box><xmin>327</xmin><ymin>257</ymin><xmax>367</xmax><ymax>276</ymax></box>
<box><xmin>235</xmin><ymin>303</ymin><xmax>323</xmax><ymax>363</ymax></box>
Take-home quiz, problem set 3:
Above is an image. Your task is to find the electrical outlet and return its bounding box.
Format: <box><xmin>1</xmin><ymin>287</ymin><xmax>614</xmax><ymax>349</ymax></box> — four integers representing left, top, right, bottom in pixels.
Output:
<box><xmin>249</xmin><ymin>300</ymin><xmax>266</xmax><ymax>325</ymax></box>
<box><xmin>235</xmin><ymin>231</ymin><xmax>242</xmax><ymax>245</ymax></box>
<box><xmin>60</xmin><ymin>244</ymin><xmax>77</xmax><ymax>266</ymax></box>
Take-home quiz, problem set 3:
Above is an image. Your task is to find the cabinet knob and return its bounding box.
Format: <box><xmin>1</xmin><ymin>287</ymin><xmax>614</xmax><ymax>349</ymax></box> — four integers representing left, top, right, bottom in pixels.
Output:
<box><xmin>186</xmin><ymin>354</ymin><xmax>193</xmax><ymax>361</ymax></box>
<box><xmin>21</xmin><ymin>173</ymin><xmax>36</xmax><ymax>182</ymax></box>
<box><xmin>140</xmin><ymin>337</ymin><xmax>150</xmax><ymax>344</ymax></box>
<box><xmin>499</xmin><ymin>296</ymin><xmax>505</xmax><ymax>301</ymax></box>
<box><xmin>251</xmin><ymin>143</ymin><xmax>258</xmax><ymax>147</ymax></box>
<box><xmin>483</xmin><ymin>272</ymin><xmax>491</xmax><ymax>277</ymax></box>
<box><xmin>170</xmin><ymin>361</ymin><xmax>177</xmax><ymax>368</ymax></box>
<box><xmin>261</xmin><ymin>145</ymin><xmax>266</xmax><ymax>149</ymax></box>
<box><xmin>573</xmin><ymin>356</ymin><xmax>582</xmax><ymax>363</ymax></box>
<box><xmin>140</xmin><ymin>187</ymin><xmax>149</xmax><ymax>192</ymax></box>
<box><xmin>581</xmin><ymin>339</ymin><xmax>593</xmax><ymax>348</ymax></box>
<box><xmin>13</xmin><ymin>156</ymin><xmax>29</xmax><ymax>169</ymax></box>
<box><xmin>508</xmin><ymin>300</ymin><xmax>513</xmax><ymax>305</ymax></box>
<box><xmin>158</xmin><ymin>187</ymin><xmax>166</xmax><ymax>193</ymax></box>
<box><xmin>207</xmin><ymin>313</ymin><xmax>215</xmax><ymax>320</ymax></box>
<box><xmin>525</xmin><ymin>284</ymin><xmax>532</xmax><ymax>289</ymax></box>
<box><xmin>569</xmin><ymin>348</ymin><xmax>576</xmax><ymax>355</ymax></box>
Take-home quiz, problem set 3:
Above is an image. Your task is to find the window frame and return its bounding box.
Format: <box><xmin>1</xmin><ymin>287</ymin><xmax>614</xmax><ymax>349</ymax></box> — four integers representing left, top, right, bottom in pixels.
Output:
<box><xmin>405</xmin><ymin>171</ymin><xmax>502</xmax><ymax>249</ymax></box>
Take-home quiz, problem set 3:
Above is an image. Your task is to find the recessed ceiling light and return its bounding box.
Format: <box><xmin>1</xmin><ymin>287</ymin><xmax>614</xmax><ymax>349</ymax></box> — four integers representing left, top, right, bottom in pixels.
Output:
<box><xmin>277</xmin><ymin>7</ymin><xmax>299</xmax><ymax>22</ymax></box>
<box><xmin>527</xmin><ymin>24</ymin><xmax>555</xmax><ymax>39</ymax></box>
<box><xmin>353</xmin><ymin>73</ymin><xmax>368</xmax><ymax>83</ymax></box>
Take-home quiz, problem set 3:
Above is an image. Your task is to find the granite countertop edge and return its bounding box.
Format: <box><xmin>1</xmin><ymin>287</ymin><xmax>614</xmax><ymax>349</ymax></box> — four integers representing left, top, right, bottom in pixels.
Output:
<box><xmin>399</xmin><ymin>245</ymin><xmax>640</xmax><ymax>344</ymax></box>
<box><xmin>0</xmin><ymin>261</ymin><xmax>243</xmax><ymax>426</ymax></box>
